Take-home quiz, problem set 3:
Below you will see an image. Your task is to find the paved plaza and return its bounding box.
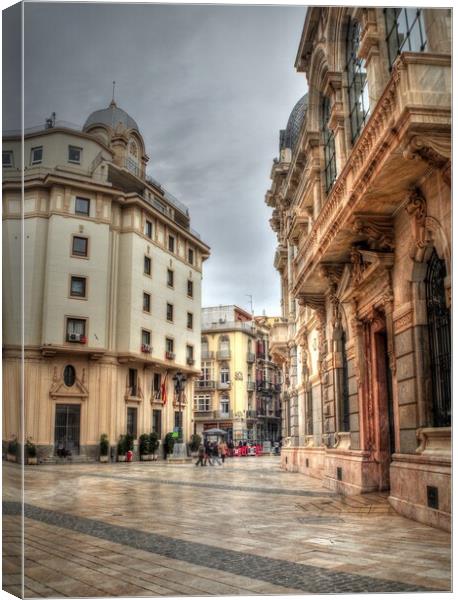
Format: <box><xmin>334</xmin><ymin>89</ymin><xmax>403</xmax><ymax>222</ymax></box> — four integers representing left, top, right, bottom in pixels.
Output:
<box><xmin>2</xmin><ymin>456</ymin><xmax>451</xmax><ymax>597</ymax></box>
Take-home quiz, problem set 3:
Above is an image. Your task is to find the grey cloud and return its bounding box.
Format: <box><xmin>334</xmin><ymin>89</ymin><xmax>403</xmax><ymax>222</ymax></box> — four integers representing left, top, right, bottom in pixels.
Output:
<box><xmin>18</xmin><ymin>1</ymin><xmax>307</xmax><ymax>315</ymax></box>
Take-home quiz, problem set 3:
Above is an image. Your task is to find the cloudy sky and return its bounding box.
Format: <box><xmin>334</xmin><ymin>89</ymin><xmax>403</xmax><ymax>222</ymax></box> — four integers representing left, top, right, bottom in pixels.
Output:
<box><xmin>6</xmin><ymin>1</ymin><xmax>308</xmax><ymax>316</ymax></box>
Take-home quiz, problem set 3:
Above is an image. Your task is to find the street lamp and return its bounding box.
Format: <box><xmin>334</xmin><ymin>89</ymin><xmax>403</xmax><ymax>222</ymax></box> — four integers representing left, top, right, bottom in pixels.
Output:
<box><xmin>172</xmin><ymin>371</ymin><xmax>187</xmax><ymax>443</ymax></box>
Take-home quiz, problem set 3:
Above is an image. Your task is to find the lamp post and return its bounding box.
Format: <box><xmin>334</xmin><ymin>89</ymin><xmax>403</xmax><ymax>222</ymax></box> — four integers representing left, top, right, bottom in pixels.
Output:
<box><xmin>172</xmin><ymin>371</ymin><xmax>187</xmax><ymax>443</ymax></box>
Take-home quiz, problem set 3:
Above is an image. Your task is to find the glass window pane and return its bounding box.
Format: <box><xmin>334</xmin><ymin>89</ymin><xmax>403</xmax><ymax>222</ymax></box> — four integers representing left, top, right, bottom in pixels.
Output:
<box><xmin>75</xmin><ymin>197</ymin><xmax>90</xmax><ymax>215</ymax></box>
<box><xmin>73</xmin><ymin>237</ymin><xmax>88</xmax><ymax>256</ymax></box>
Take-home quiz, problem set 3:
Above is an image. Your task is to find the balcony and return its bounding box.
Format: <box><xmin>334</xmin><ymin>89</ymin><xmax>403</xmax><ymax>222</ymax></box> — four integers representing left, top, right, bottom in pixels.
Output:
<box><xmin>193</xmin><ymin>410</ymin><xmax>233</xmax><ymax>420</ymax></box>
<box><xmin>293</xmin><ymin>53</ymin><xmax>451</xmax><ymax>297</ymax></box>
<box><xmin>202</xmin><ymin>321</ymin><xmax>255</xmax><ymax>334</ymax></box>
<box><xmin>245</xmin><ymin>410</ymin><xmax>257</xmax><ymax>419</ymax></box>
<box><xmin>195</xmin><ymin>379</ymin><xmax>216</xmax><ymax>390</ymax></box>
<box><xmin>201</xmin><ymin>350</ymin><xmax>214</xmax><ymax>360</ymax></box>
<box><xmin>246</xmin><ymin>352</ymin><xmax>256</xmax><ymax>363</ymax></box>
<box><xmin>216</xmin><ymin>350</ymin><xmax>231</xmax><ymax>360</ymax></box>
<box><xmin>217</xmin><ymin>381</ymin><xmax>231</xmax><ymax>391</ymax></box>
<box><xmin>67</xmin><ymin>333</ymin><xmax>87</xmax><ymax>344</ymax></box>
<box><xmin>141</xmin><ymin>344</ymin><xmax>152</xmax><ymax>354</ymax></box>
<box><xmin>186</xmin><ymin>358</ymin><xmax>195</xmax><ymax>366</ymax></box>
<box><xmin>269</xmin><ymin>321</ymin><xmax>289</xmax><ymax>363</ymax></box>
<box><xmin>165</xmin><ymin>351</ymin><xmax>176</xmax><ymax>360</ymax></box>
<box><xmin>247</xmin><ymin>381</ymin><xmax>256</xmax><ymax>392</ymax></box>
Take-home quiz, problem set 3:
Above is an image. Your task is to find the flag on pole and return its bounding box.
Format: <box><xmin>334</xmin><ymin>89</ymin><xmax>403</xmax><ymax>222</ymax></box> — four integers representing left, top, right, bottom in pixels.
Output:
<box><xmin>161</xmin><ymin>371</ymin><xmax>168</xmax><ymax>405</ymax></box>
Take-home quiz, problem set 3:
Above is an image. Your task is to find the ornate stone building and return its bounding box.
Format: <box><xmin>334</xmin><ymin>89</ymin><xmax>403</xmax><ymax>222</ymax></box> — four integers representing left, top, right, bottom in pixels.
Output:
<box><xmin>266</xmin><ymin>7</ymin><xmax>451</xmax><ymax>530</ymax></box>
<box><xmin>3</xmin><ymin>101</ymin><xmax>210</xmax><ymax>461</ymax></box>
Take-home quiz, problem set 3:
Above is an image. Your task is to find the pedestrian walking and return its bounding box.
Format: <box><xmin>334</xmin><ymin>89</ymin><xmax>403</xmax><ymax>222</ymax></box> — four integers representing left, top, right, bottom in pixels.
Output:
<box><xmin>195</xmin><ymin>443</ymin><xmax>205</xmax><ymax>467</ymax></box>
<box><xmin>204</xmin><ymin>440</ymin><xmax>213</xmax><ymax>466</ymax></box>
<box><xmin>218</xmin><ymin>440</ymin><xmax>228</xmax><ymax>463</ymax></box>
<box><xmin>212</xmin><ymin>442</ymin><xmax>222</xmax><ymax>466</ymax></box>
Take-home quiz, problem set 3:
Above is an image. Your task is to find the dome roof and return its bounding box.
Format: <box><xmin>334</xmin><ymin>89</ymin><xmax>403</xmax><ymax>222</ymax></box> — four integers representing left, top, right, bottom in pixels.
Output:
<box><xmin>280</xmin><ymin>94</ymin><xmax>308</xmax><ymax>152</ymax></box>
<box><xmin>83</xmin><ymin>100</ymin><xmax>139</xmax><ymax>132</ymax></box>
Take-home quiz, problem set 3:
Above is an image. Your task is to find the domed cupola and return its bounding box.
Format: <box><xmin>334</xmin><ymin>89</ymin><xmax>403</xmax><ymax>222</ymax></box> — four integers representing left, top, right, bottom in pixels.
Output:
<box><xmin>83</xmin><ymin>99</ymin><xmax>140</xmax><ymax>133</ymax></box>
<box><xmin>279</xmin><ymin>93</ymin><xmax>308</xmax><ymax>154</ymax></box>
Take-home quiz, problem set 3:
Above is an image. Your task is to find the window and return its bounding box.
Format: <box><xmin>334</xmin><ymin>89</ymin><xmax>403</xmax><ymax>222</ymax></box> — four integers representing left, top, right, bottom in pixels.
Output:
<box><xmin>187</xmin><ymin>279</ymin><xmax>194</xmax><ymax>298</ymax></box>
<box><xmin>340</xmin><ymin>330</ymin><xmax>350</xmax><ymax>432</ymax></box>
<box><xmin>188</xmin><ymin>248</ymin><xmax>194</xmax><ymax>265</ymax></box>
<box><xmin>187</xmin><ymin>312</ymin><xmax>193</xmax><ymax>330</ymax></box>
<box><xmin>70</xmin><ymin>276</ymin><xmax>87</xmax><ymax>298</ymax></box>
<box><xmin>219</xmin><ymin>335</ymin><xmax>230</xmax><ymax>355</ymax></box>
<box><xmin>144</xmin><ymin>256</ymin><xmax>151</xmax><ymax>275</ymax></box>
<box><xmin>166</xmin><ymin>303</ymin><xmax>174</xmax><ymax>322</ymax></box>
<box><xmin>145</xmin><ymin>220</ymin><xmax>153</xmax><ymax>239</ymax></box>
<box><xmin>426</xmin><ymin>250</ymin><xmax>451</xmax><ymax>427</ymax></box>
<box><xmin>167</xmin><ymin>269</ymin><xmax>174</xmax><ymax>288</ymax></box>
<box><xmin>66</xmin><ymin>318</ymin><xmax>86</xmax><ymax>341</ymax></box>
<box><xmin>68</xmin><ymin>146</ymin><xmax>82</xmax><ymax>164</ymax></box>
<box><xmin>201</xmin><ymin>337</ymin><xmax>209</xmax><ymax>358</ymax></box>
<box><xmin>31</xmin><ymin>146</ymin><xmax>43</xmax><ymax>165</ymax></box>
<box><xmin>321</xmin><ymin>95</ymin><xmax>337</xmax><ymax>194</ymax></box>
<box><xmin>128</xmin><ymin>369</ymin><xmax>138</xmax><ymax>396</ymax></box>
<box><xmin>142</xmin><ymin>329</ymin><xmax>151</xmax><ymax>346</ymax></box>
<box><xmin>384</xmin><ymin>8</ymin><xmax>427</xmax><ymax>69</ymax></box>
<box><xmin>346</xmin><ymin>19</ymin><xmax>371</xmax><ymax>143</ymax></box>
<box><xmin>201</xmin><ymin>361</ymin><xmax>212</xmax><ymax>381</ymax></box>
<box><xmin>75</xmin><ymin>197</ymin><xmax>90</xmax><ymax>216</ymax></box>
<box><xmin>152</xmin><ymin>409</ymin><xmax>162</xmax><ymax>437</ymax></box>
<box><xmin>63</xmin><ymin>365</ymin><xmax>76</xmax><ymax>387</ymax></box>
<box><xmin>152</xmin><ymin>373</ymin><xmax>162</xmax><ymax>397</ymax></box>
<box><xmin>168</xmin><ymin>235</ymin><xmax>175</xmax><ymax>252</ymax></box>
<box><xmin>3</xmin><ymin>151</ymin><xmax>13</xmax><ymax>167</ymax></box>
<box><xmin>166</xmin><ymin>338</ymin><xmax>174</xmax><ymax>353</ymax></box>
<box><xmin>186</xmin><ymin>345</ymin><xmax>194</xmax><ymax>362</ymax></box>
<box><xmin>194</xmin><ymin>394</ymin><xmax>211</xmax><ymax>411</ymax></box>
<box><xmin>220</xmin><ymin>395</ymin><xmax>230</xmax><ymax>415</ymax></box>
<box><xmin>72</xmin><ymin>236</ymin><xmax>88</xmax><ymax>257</ymax></box>
<box><xmin>143</xmin><ymin>292</ymin><xmax>151</xmax><ymax>313</ymax></box>
<box><xmin>220</xmin><ymin>363</ymin><xmax>230</xmax><ymax>384</ymax></box>
<box><xmin>127</xmin><ymin>407</ymin><xmax>138</xmax><ymax>438</ymax></box>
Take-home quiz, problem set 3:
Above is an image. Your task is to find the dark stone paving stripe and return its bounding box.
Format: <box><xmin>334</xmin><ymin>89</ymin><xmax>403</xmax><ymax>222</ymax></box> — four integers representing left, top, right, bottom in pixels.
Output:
<box><xmin>4</xmin><ymin>501</ymin><xmax>434</xmax><ymax>594</ymax></box>
<box><xmin>80</xmin><ymin>472</ymin><xmax>336</xmax><ymax>497</ymax></box>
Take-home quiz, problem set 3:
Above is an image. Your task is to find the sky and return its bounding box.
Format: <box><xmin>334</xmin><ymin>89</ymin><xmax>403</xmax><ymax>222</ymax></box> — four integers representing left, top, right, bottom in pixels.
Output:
<box><xmin>4</xmin><ymin>1</ymin><xmax>308</xmax><ymax>316</ymax></box>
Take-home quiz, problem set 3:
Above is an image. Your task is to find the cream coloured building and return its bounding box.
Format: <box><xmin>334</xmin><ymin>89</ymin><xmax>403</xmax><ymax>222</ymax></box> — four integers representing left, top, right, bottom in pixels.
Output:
<box><xmin>2</xmin><ymin>102</ymin><xmax>210</xmax><ymax>460</ymax></box>
<box><xmin>193</xmin><ymin>306</ymin><xmax>282</xmax><ymax>442</ymax></box>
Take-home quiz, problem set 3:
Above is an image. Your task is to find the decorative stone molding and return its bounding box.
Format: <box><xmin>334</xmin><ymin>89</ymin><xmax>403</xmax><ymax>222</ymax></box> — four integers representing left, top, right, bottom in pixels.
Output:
<box><xmin>416</xmin><ymin>427</ymin><xmax>451</xmax><ymax>458</ymax></box>
<box><xmin>394</xmin><ymin>310</ymin><xmax>414</xmax><ymax>334</ymax></box>
<box><xmin>403</xmin><ymin>133</ymin><xmax>451</xmax><ymax>171</ymax></box>
<box><xmin>49</xmin><ymin>366</ymin><xmax>88</xmax><ymax>399</ymax></box>
<box><xmin>405</xmin><ymin>186</ymin><xmax>428</xmax><ymax>252</ymax></box>
<box><xmin>351</xmin><ymin>214</ymin><xmax>394</xmax><ymax>251</ymax></box>
<box><xmin>332</xmin><ymin>431</ymin><xmax>351</xmax><ymax>450</ymax></box>
<box><xmin>304</xmin><ymin>435</ymin><xmax>315</xmax><ymax>448</ymax></box>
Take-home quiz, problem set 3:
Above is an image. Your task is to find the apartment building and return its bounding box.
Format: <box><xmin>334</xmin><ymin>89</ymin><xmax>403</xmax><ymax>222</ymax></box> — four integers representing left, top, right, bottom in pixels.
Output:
<box><xmin>2</xmin><ymin>100</ymin><xmax>210</xmax><ymax>460</ymax></box>
<box><xmin>193</xmin><ymin>306</ymin><xmax>281</xmax><ymax>443</ymax></box>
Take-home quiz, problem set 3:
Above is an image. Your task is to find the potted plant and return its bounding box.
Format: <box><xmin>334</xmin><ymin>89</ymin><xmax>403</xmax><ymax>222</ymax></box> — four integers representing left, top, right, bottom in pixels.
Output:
<box><xmin>189</xmin><ymin>433</ymin><xmax>201</xmax><ymax>458</ymax></box>
<box><xmin>139</xmin><ymin>434</ymin><xmax>151</xmax><ymax>461</ymax></box>
<box><xmin>149</xmin><ymin>431</ymin><xmax>160</xmax><ymax>461</ymax></box>
<box><xmin>25</xmin><ymin>439</ymin><xmax>38</xmax><ymax>465</ymax></box>
<box><xmin>100</xmin><ymin>433</ymin><xmax>109</xmax><ymax>463</ymax></box>
<box><xmin>163</xmin><ymin>432</ymin><xmax>175</xmax><ymax>458</ymax></box>
<box><xmin>6</xmin><ymin>437</ymin><xmax>18</xmax><ymax>462</ymax></box>
<box><xmin>117</xmin><ymin>435</ymin><xmax>127</xmax><ymax>462</ymax></box>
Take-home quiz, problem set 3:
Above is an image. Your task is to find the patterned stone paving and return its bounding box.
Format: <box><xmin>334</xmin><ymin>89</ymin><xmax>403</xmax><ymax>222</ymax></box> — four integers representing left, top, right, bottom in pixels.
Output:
<box><xmin>2</xmin><ymin>457</ymin><xmax>452</xmax><ymax>596</ymax></box>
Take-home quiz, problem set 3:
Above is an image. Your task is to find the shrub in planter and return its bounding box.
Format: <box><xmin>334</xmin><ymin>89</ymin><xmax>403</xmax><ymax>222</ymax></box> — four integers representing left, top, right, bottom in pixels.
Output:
<box><xmin>100</xmin><ymin>433</ymin><xmax>109</xmax><ymax>463</ymax></box>
<box><xmin>139</xmin><ymin>434</ymin><xmax>151</xmax><ymax>460</ymax></box>
<box><xmin>163</xmin><ymin>432</ymin><xmax>175</xmax><ymax>456</ymax></box>
<box><xmin>189</xmin><ymin>434</ymin><xmax>201</xmax><ymax>454</ymax></box>
<box><xmin>25</xmin><ymin>439</ymin><xmax>38</xmax><ymax>465</ymax></box>
<box><xmin>149</xmin><ymin>431</ymin><xmax>160</xmax><ymax>459</ymax></box>
<box><xmin>7</xmin><ymin>437</ymin><xmax>18</xmax><ymax>462</ymax></box>
<box><xmin>117</xmin><ymin>435</ymin><xmax>127</xmax><ymax>461</ymax></box>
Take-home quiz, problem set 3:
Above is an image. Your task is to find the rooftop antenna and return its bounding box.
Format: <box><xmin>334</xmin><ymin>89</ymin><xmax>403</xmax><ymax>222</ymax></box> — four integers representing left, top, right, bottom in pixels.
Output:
<box><xmin>246</xmin><ymin>294</ymin><xmax>254</xmax><ymax>316</ymax></box>
<box><xmin>111</xmin><ymin>80</ymin><xmax>116</xmax><ymax>104</ymax></box>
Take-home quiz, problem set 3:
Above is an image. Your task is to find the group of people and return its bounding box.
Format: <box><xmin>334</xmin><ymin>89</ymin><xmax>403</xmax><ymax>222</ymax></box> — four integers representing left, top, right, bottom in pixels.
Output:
<box><xmin>195</xmin><ymin>439</ymin><xmax>228</xmax><ymax>466</ymax></box>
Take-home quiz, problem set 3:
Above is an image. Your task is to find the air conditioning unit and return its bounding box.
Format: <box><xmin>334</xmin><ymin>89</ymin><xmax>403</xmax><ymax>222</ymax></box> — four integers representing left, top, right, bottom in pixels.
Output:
<box><xmin>141</xmin><ymin>344</ymin><xmax>151</xmax><ymax>353</ymax></box>
<box><xmin>165</xmin><ymin>351</ymin><xmax>175</xmax><ymax>360</ymax></box>
<box><xmin>68</xmin><ymin>333</ymin><xmax>82</xmax><ymax>342</ymax></box>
